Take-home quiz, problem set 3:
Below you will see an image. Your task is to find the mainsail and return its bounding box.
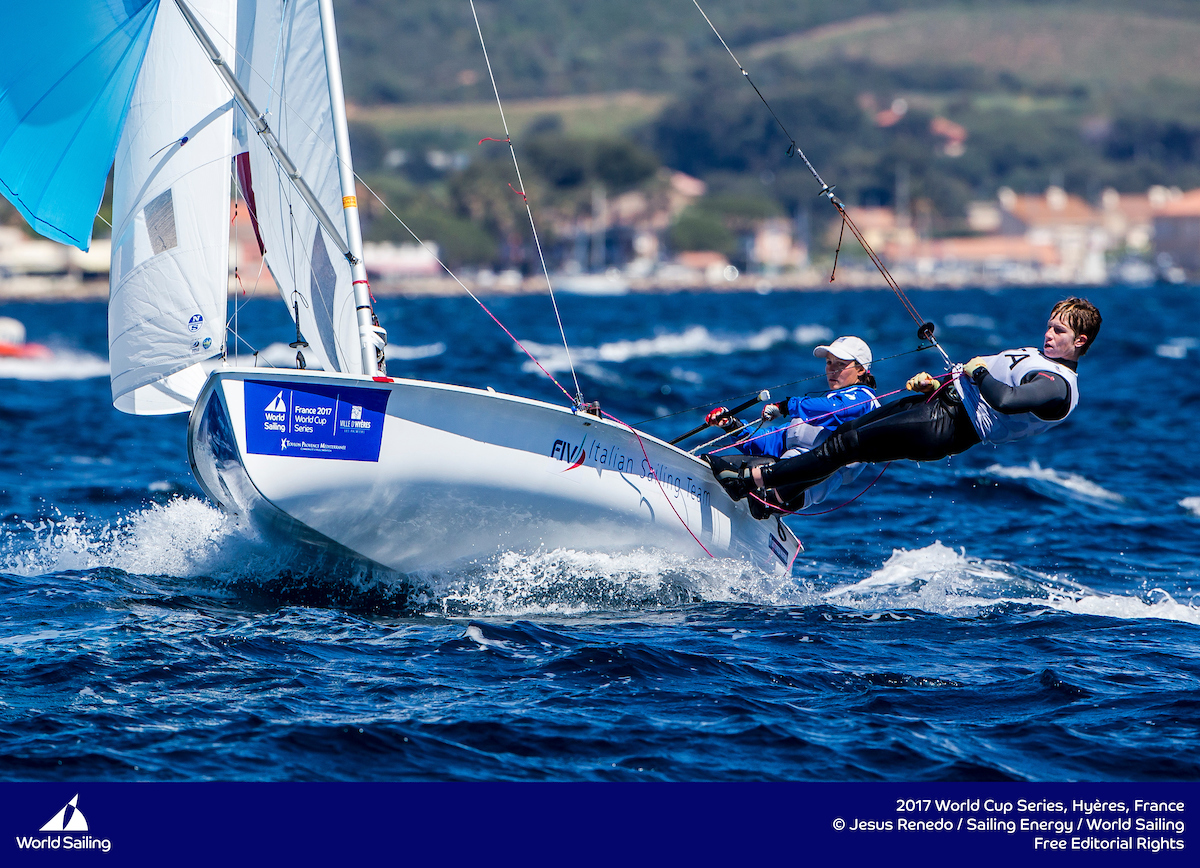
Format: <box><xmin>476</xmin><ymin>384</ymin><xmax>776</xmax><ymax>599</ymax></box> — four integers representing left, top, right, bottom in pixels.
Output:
<box><xmin>234</xmin><ymin>0</ymin><xmax>362</xmax><ymax>375</ymax></box>
<box><xmin>108</xmin><ymin>0</ymin><xmax>236</xmax><ymax>414</ymax></box>
<box><xmin>0</xmin><ymin>1</ymin><xmax>161</xmax><ymax>250</ymax></box>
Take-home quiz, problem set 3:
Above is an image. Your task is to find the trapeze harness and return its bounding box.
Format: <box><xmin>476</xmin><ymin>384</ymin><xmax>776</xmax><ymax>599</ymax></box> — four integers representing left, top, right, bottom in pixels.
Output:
<box><xmin>758</xmin><ymin>349</ymin><xmax>1079</xmax><ymax>507</ymax></box>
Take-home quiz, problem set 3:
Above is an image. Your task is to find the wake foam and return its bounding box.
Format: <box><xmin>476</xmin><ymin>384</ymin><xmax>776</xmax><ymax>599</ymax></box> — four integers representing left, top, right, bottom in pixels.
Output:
<box><xmin>4</xmin><ymin>498</ymin><xmax>275</xmax><ymax>581</ymax></box>
<box><xmin>409</xmin><ymin>548</ymin><xmax>809</xmax><ymax>616</ymax></box>
<box><xmin>2</xmin><ymin>499</ymin><xmax>800</xmax><ymax>616</ymax></box>
<box><xmin>9</xmin><ymin>505</ymin><xmax>1190</xmax><ymax>623</ymax></box>
<box><xmin>1181</xmin><ymin>497</ymin><xmax>1200</xmax><ymax>517</ymax></box>
<box><xmin>0</xmin><ymin>349</ymin><xmax>108</xmax><ymax>381</ymax></box>
<box><xmin>824</xmin><ymin>541</ymin><xmax>1200</xmax><ymax>624</ymax></box>
<box><xmin>980</xmin><ymin>460</ymin><xmax>1123</xmax><ymax>506</ymax></box>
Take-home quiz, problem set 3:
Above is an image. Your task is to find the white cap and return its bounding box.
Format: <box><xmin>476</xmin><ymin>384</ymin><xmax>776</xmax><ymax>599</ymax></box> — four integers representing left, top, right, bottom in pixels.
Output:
<box><xmin>814</xmin><ymin>335</ymin><xmax>872</xmax><ymax>370</ymax></box>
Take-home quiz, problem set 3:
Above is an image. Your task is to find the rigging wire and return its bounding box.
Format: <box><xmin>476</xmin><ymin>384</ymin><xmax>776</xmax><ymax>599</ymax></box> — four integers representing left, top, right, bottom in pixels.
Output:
<box><xmin>469</xmin><ymin>0</ymin><xmax>584</xmax><ymax>408</ymax></box>
<box><xmin>352</xmin><ymin>175</ymin><xmax>578</xmax><ymax>405</ymax></box>
<box><xmin>690</xmin><ymin>0</ymin><xmax>952</xmax><ymax>368</ymax></box>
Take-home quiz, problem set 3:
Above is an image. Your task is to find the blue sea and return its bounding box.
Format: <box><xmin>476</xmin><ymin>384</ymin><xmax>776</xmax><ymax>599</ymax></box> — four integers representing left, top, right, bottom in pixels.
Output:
<box><xmin>1</xmin><ymin>284</ymin><xmax>1198</xmax><ymax>782</ymax></box>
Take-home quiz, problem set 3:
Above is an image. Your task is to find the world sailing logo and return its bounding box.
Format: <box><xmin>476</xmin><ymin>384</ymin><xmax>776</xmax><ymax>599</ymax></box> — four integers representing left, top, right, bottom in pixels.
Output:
<box><xmin>41</xmin><ymin>794</ymin><xmax>87</xmax><ymax>832</ymax></box>
<box><xmin>14</xmin><ymin>794</ymin><xmax>112</xmax><ymax>853</ymax></box>
<box><xmin>265</xmin><ymin>391</ymin><xmax>288</xmax><ymax>413</ymax></box>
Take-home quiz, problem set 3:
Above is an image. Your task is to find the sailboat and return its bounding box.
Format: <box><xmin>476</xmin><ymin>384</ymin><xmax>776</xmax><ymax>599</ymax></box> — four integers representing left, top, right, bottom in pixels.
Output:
<box><xmin>0</xmin><ymin>0</ymin><xmax>800</xmax><ymax>575</ymax></box>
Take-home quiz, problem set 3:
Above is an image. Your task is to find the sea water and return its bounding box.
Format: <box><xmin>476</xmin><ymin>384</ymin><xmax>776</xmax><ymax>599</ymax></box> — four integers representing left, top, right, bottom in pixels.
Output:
<box><xmin>1</xmin><ymin>285</ymin><xmax>1197</xmax><ymax>781</ymax></box>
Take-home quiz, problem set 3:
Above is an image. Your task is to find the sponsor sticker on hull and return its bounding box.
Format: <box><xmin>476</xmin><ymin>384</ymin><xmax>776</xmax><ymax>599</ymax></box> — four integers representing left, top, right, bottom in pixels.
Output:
<box><xmin>244</xmin><ymin>380</ymin><xmax>389</xmax><ymax>461</ymax></box>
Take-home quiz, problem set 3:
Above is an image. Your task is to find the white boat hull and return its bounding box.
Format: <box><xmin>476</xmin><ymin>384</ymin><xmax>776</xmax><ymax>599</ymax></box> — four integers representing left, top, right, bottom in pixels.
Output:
<box><xmin>187</xmin><ymin>368</ymin><xmax>800</xmax><ymax>575</ymax></box>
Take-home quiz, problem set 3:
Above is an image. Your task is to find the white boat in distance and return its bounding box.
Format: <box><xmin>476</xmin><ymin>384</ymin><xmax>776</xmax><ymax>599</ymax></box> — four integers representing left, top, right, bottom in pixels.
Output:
<box><xmin>0</xmin><ymin>0</ymin><xmax>799</xmax><ymax>575</ymax></box>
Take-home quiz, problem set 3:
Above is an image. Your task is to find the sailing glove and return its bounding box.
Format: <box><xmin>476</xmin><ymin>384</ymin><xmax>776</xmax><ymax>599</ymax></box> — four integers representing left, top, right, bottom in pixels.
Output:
<box><xmin>761</xmin><ymin>402</ymin><xmax>786</xmax><ymax>422</ymax></box>
<box><xmin>706</xmin><ymin>407</ymin><xmax>737</xmax><ymax>430</ymax></box>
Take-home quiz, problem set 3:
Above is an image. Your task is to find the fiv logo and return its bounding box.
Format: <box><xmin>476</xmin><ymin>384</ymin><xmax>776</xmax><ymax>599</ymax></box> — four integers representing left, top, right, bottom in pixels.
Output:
<box><xmin>15</xmin><ymin>794</ymin><xmax>112</xmax><ymax>853</ymax></box>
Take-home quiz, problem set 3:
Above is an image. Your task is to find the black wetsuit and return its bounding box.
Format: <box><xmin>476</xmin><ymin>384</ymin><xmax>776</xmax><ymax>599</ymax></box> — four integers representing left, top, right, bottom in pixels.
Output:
<box><xmin>760</xmin><ymin>362</ymin><xmax>1076</xmax><ymax>508</ymax></box>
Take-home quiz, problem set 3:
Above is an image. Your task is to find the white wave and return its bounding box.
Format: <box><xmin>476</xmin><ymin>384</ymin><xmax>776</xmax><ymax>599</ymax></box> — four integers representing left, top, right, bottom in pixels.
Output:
<box><xmin>795</xmin><ymin>325</ymin><xmax>835</xmax><ymax>344</ymax></box>
<box><xmin>944</xmin><ymin>313</ymin><xmax>997</xmax><ymax>330</ymax></box>
<box><xmin>1181</xmin><ymin>497</ymin><xmax>1200</xmax><ymax>517</ymax></box>
<box><xmin>229</xmin><ymin>342</ymin><xmax>318</xmax><ymax>369</ymax></box>
<box><xmin>221</xmin><ymin>340</ymin><xmax>445</xmax><ymax>370</ymax></box>
<box><xmin>520</xmin><ymin>324</ymin><xmax>825</xmax><ymax>373</ymax></box>
<box><xmin>386</xmin><ymin>341</ymin><xmax>446</xmax><ymax>360</ymax></box>
<box><xmin>824</xmin><ymin>542</ymin><xmax>1200</xmax><ymax>625</ymax></box>
<box><xmin>413</xmin><ymin>547</ymin><xmax>812</xmax><ymax>616</ymax></box>
<box><xmin>0</xmin><ymin>349</ymin><xmax>108</xmax><ymax>381</ymax></box>
<box><xmin>1156</xmin><ymin>337</ymin><xmax>1197</xmax><ymax>359</ymax></box>
<box><xmin>2</xmin><ymin>499</ymin><xmax>806</xmax><ymax>614</ymax></box>
<box><xmin>3</xmin><ymin>498</ymin><xmax>266</xmax><ymax>579</ymax></box>
<box><xmin>982</xmin><ymin>460</ymin><xmax>1123</xmax><ymax>505</ymax></box>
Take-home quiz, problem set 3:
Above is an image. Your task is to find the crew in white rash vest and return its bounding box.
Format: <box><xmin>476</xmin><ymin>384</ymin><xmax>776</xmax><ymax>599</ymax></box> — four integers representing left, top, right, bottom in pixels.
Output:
<box><xmin>708</xmin><ymin>297</ymin><xmax>1102</xmax><ymax>513</ymax></box>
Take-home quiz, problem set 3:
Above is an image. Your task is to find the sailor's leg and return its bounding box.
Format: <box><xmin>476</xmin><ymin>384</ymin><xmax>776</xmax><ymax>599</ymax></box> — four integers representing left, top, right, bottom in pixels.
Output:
<box><xmin>760</xmin><ymin>393</ymin><xmax>977</xmax><ymax>492</ymax></box>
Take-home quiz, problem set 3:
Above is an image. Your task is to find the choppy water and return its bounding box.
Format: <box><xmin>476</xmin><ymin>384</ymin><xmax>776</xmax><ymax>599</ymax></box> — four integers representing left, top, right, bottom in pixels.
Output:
<box><xmin>1</xmin><ymin>285</ymin><xmax>1198</xmax><ymax>781</ymax></box>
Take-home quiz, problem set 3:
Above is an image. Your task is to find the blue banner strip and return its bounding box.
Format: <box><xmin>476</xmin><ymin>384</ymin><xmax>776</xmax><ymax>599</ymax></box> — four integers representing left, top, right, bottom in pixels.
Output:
<box><xmin>0</xmin><ymin>782</ymin><xmax>1193</xmax><ymax>864</ymax></box>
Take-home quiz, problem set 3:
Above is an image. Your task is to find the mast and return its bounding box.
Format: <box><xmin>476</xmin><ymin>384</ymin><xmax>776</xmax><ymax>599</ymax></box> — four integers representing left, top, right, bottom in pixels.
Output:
<box><xmin>173</xmin><ymin>0</ymin><xmax>385</xmax><ymax>376</ymax></box>
<box><xmin>317</xmin><ymin>0</ymin><xmax>385</xmax><ymax>377</ymax></box>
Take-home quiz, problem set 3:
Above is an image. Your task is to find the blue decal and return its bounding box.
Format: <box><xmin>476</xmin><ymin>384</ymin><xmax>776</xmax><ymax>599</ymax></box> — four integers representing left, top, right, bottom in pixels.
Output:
<box><xmin>244</xmin><ymin>380</ymin><xmax>389</xmax><ymax>462</ymax></box>
<box><xmin>188</xmin><ymin>314</ymin><xmax>204</xmax><ymax>332</ymax></box>
<box><xmin>768</xmin><ymin>534</ymin><xmax>789</xmax><ymax>566</ymax></box>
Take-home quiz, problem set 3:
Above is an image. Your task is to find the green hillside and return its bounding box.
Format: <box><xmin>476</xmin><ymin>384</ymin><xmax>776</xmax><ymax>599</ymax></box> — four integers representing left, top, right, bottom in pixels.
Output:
<box><xmin>335</xmin><ymin>0</ymin><xmax>1200</xmax><ymax>105</ymax></box>
<box><xmin>747</xmin><ymin>7</ymin><xmax>1200</xmax><ymax>95</ymax></box>
<box><xmin>334</xmin><ymin>2</ymin><xmax>1200</xmax><ymax>267</ymax></box>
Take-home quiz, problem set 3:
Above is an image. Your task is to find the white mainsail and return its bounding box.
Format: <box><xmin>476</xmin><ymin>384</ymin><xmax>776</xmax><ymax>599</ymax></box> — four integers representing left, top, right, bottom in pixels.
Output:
<box><xmin>234</xmin><ymin>0</ymin><xmax>362</xmax><ymax>375</ymax></box>
<box><xmin>108</xmin><ymin>0</ymin><xmax>237</xmax><ymax>415</ymax></box>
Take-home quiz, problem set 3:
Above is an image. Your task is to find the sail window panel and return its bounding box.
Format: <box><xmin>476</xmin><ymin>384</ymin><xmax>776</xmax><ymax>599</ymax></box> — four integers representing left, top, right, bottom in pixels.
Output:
<box><xmin>143</xmin><ymin>188</ymin><xmax>178</xmax><ymax>254</ymax></box>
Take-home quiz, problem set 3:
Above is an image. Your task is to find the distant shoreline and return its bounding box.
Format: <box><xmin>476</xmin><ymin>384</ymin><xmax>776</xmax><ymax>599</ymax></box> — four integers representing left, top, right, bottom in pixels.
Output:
<box><xmin>0</xmin><ymin>269</ymin><xmax>1096</xmax><ymax>303</ymax></box>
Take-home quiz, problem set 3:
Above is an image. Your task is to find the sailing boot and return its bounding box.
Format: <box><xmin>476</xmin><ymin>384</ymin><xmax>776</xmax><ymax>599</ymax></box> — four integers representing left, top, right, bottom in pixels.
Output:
<box><xmin>746</xmin><ymin>487</ymin><xmax>786</xmax><ymax>520</ymax></box>
<box><xmin>707</xmin><ymin>454</ymin><xmax>775</xmax><ymax>503</ymax></box>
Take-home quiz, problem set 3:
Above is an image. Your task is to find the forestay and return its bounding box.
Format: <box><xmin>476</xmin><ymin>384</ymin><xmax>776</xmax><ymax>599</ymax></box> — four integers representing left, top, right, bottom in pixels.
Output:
<box><xmin>109</xmin><ymin>0</ymin><xmax>236</xmax><ymax>415</ymax></box>
<box><xmin>234</xmin><ymin>0</ymin><xmax>362</xmax><ymax>375</ymax></box>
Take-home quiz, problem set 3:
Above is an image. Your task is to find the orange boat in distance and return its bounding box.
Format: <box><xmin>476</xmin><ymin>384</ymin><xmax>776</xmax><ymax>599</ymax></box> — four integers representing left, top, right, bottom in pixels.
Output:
<box><xmin>0</xmin><ymin>316</ymin><xmax>52</xmax><ymax>359</ymax></box>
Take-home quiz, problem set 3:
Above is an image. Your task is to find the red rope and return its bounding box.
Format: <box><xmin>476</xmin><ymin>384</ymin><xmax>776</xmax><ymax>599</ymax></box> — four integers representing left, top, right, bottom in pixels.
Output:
<box><xmin>474</xmin><ymin>299</ymin><xmax>577</xmax><ymax>404</ymax></box>
<box><xmin>602</xmin><ymin>409</ymin><xmax>715</xmax><ymax>558</ymax></box>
